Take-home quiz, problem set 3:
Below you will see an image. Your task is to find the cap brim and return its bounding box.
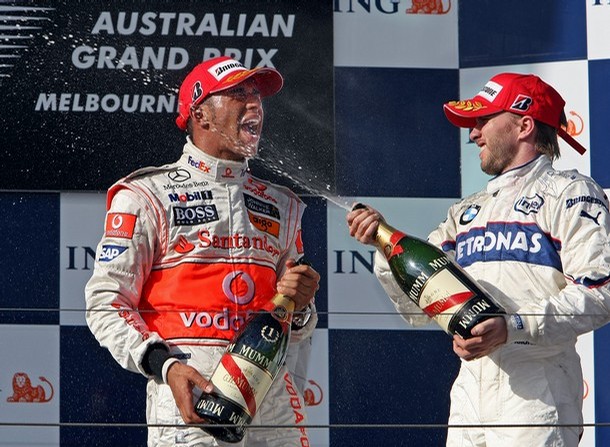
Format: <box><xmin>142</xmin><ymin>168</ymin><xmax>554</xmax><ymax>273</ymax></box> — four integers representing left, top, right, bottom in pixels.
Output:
<box><xmin>210</xmin><ymin>68</ymin><xmax>284</xmax><ymax>98</ymax></box>
<box><xmin>558</xmin><ymin>127</ymin><xmax>587</xmax><ymax>155</ymax></box>
<box><xmin>250</xmin><ymin>69</ymin><xmax>284</xmax><ymax>97</ymax></box>
<box><xmin>443</xmin><ymin>100</ymin><xmax>503</xmax><ymax>128</ymax></box>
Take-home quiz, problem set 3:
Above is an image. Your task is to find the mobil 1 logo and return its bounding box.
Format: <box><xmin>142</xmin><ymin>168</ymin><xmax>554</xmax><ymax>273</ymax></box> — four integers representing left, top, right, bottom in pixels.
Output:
<box><xmin>173</xmin><ymin>204</ymin><xmax>219</xmax><ymax>225</ymax></box>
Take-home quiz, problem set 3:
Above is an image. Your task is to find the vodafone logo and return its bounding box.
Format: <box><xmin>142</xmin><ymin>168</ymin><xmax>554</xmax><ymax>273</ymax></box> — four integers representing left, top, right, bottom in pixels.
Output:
<box><xmin>112</xmin><ymin>214</ymin><xmax>123</xmax><ymax>228</ymax></box>
<box><xmin>222</xmin><ymin>271</ymin><xmax>255</xmax><ymax>305</ymax></box>
<box><xmin>104</xmin><ymin>213</ymin><xmax>137</xmax><ymax>239</ymax></box>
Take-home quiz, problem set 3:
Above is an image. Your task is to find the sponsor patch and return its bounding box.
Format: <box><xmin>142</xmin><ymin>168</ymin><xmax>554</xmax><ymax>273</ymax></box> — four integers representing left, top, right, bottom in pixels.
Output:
<box><xmin>580</xmin><ymin>210</ymin><xmax>603</xmax><ymax>225</ymax></box>
<box><xmin>105</xmin><ymin>213</ymin><xmax>137</xmax><ymax>239</ymax></box>
<box><xmin>566</xmin><ymin>195</ymin><xmax>609</xmax><ymax>212</ymax></box>
<box><xmin>167</xmin><ymin>168</ymin><xmax>191</xmax><ymax>183</ymax></box>
<box><xmin>459</xmin><ymin>204</ymin><xmax>480</xmax><ymax>225</ymax></box>
<box><xmin>478</xmin><ymin>80</ymin><xmax>502</xmax><ymax>102</ymax></box>
<box><xmin>514</xmin><ymin>193</ymin><xmax>544</xmax><ymax>215</ymax></box>
<box><xmin>455</xmin><ymin>222</ymin><xmax>562</xmax><ymax>270</ymax></box>
<box><xmin>245</xmin><ymin>178</ymin><xmax>277</xmax><ymax>203</ymax></box>
<box><xmin>510</xmin><ymin>314</ymin><xmax>524</xmax><ymax>331</ymax></box>
<box><xmin>168</xmin><ymin>190</ymin><xmax>213</xmax><ymax>203</ymax></box>
<box><xmin>209</xmin><ymin>59</ymin><xmax>245</xmax><ymax>80</ymax></box>
<box><xmin>187</xmin><ymin>155</ymin><xmax>211</xmax><ymax>173</ymax></box>
<box><xmin>198</xmin><ymin>229</ymin><xmax>280</xmax><ymax>258</ymax></box>
<box><xmin>509</xmin><ymin>94</ymin><xmax>533</xmax><ymax>112</ymax></box>
<box><xmin>244</xmin><ymin>193</ymin><xmax>280</xmax><ymax>219</ymax></box>
<box><xmin>173</xmin><ymin>204</ymin><xmax>219</xmax><ymax>226</ymax></box>
<box><xmin>247</xmin><ymin>210</ymin><xmax>280</xmax><ymax>237</ymax></box>
<box><xmin>99</xmin><ymin>245</ymin><xmax>128</xmax><ymax>262</ymax></box>
<box><xmin>295</xmin><ymin>229</ymin><xmax>304</xmax><ymax>254</ymax></box>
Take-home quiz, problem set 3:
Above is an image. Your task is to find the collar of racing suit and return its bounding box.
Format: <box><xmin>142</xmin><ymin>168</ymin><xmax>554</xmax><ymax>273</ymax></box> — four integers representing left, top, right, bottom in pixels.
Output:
<box><xmin>180</xmin><ymin>137</ymin><xmax>251</xmax><ymax>184</ymax></box>
<box><xmin>486</xmin><ymin>155</ymin><xmax>550</xmax><ymax>194</ymax></box>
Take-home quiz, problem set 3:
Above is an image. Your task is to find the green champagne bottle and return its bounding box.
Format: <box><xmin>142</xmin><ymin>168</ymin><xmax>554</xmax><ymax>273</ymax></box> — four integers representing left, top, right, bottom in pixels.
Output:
<box><xmin>194</xmin><ymin>259</ymin><xmax>310</xmax><ymax>443</ymax></box>
<box><xmin>360</xmin><ymin>205</ymin><xmax>505</xmax><ymax>338</ymax></box>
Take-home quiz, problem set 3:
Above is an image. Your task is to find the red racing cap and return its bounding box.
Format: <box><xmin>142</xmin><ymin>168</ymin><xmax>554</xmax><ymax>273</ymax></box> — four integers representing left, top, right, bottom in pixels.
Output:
<box><xmin>175</xmin><ymin>56</ymin><xmax>284</xmax><ymax>130</ymax></box>
<box><xmin>443</xmin><ymin>73</ymin><xmax>586</xmax><ymax>154</ymax></box>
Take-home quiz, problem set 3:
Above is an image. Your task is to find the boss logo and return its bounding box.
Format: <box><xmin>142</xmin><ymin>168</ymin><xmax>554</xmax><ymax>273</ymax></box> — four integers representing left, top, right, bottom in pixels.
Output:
<box><xmin>173</xmin><ymin>204</ymin><xmax>219</xmax><ymax>225</ymax></box>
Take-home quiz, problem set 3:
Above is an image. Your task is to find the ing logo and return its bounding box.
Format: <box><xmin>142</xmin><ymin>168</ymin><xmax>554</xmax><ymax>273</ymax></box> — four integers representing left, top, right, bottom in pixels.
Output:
<box><xmin>562</xmin><ymin>110</ymin><xmax>584</xmax><ymax>137</ymax></box>
<box><xmin>406</xmin><ymin>0</ymin><xmax>451</xmax><ymax>14</ymax></box>
<box><xmin>6</xmin><ymin>372</ymin><xmax>55</xmax><ymax>403</ymax></box>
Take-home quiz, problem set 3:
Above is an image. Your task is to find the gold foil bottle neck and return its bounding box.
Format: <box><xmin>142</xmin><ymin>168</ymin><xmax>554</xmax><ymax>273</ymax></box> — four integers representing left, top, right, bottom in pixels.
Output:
<box><xmin>375</xmin><ymin>220</ymin><xmax>401</xmax><ymax>259</ymax></box>
<box><xmin>270</xmin><ymin>293</ymin><xmax>295</xmax><ymax>323</ymax></box>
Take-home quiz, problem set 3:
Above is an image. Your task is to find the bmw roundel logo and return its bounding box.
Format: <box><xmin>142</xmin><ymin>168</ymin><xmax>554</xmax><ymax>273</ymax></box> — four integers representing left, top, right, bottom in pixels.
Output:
<box><xmin>459</xmin><ymin>204</ymin><xmax>481</xmax><ymax>225</ymax></box>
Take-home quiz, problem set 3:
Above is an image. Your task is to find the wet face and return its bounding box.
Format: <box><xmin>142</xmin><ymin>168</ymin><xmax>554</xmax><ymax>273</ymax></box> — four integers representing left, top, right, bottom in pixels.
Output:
<box><xmin>470</xmin><ymin>112</ymin><xmax>521</xmax><ymax>176</ymax></box>
<box><xmin>201</xmin><ymin>78</ymin><xmax>264</xmax><ymax>160</ymax></box>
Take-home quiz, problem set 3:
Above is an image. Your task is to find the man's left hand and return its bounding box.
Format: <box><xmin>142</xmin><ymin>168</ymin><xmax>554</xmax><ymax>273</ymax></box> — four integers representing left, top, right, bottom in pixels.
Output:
<box><xmin>452</xmin><ymin>316</ymin><xmax>507</xmax><ymax>361</ymax></box>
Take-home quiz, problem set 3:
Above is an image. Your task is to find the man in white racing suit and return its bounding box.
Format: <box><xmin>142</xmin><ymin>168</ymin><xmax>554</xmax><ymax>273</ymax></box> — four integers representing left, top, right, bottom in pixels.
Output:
<box><xmin>85</xmin><ymin>56</ymin><xmax>319</xmax><ymax>447</ymax></box>
<box><xmin>347</xmin><ymin>73</ymin><xmax>610</xmax><ymax>446</ymax></box>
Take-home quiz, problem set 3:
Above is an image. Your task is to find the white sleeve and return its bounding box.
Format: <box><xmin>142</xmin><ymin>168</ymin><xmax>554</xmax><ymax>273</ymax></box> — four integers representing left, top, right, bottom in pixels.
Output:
<box><xmin>374</xmin><ymin>250</ymin><xmax>431</xmax><ymax>327</ymax></box>
<box><xmin>506</xmin><ymin>179</ymin><xmax>610</xmax><ymax>346</ymax></box>
<box><xmin>84</xmin><ymin>188</ymin><xmax>166</xmax><ymax>377</ymax></box>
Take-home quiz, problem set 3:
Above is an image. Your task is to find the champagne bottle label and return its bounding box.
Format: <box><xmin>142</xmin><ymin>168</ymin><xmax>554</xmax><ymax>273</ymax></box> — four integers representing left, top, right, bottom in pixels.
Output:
<box><xmin>416</xmin><ymin>267</ymin><xmax>478</xmax><ymax>333</ymax></box>
<box><xmin>209</xmin><ymin>352</ymin><xmax>274</xmax><ymax>417</ymax></box>
<box><xmin>374</xmin><ymin>219</ymin><xmax>504</xmax><ymax>338</ymax></box>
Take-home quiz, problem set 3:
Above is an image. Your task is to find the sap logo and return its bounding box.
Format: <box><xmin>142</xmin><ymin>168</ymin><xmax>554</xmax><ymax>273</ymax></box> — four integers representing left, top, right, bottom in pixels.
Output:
<box><xmin>514</xmin><ymin>193</ymin><xmax>544</xmax><ymax>215</ymax></box>
<box><xmin>334</xmin><ymin>0</ymin><xmax>400</xmax><ymax>14</ymax></box>
<box><xmin>99</xmin><ymin>245</ymin><xmax>128</xmax><ymax>262</ymax></box>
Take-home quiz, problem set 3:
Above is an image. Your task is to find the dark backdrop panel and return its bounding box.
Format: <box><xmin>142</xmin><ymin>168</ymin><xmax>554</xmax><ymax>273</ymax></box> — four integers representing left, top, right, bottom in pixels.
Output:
<box><xmin>335</xmin><ymin>67</ymin><xmax>460</xmax><ymax>198</ymax></box>
<box><xmin>60</xmin><ymin>326</ymin><xmax>147</xmax><ymax>446</ymax></box>
<box><xmin>0</xmin><ymin>192</ymin><xmax>59</xmax><ymax>324</ymax></box>
<box><xmin>328</xmin><ymin>329</ymin><xmax>459</xmax><ymax>446</ymax></box>
<box><xmin>459</xmin><ymin>0</ymin><xmax>586</xmax><ymax>68</ymax></box>
<box><xmin>0</xmin><ymin>0</ymin><xmax>333</xmax><ymax>193</ymax></box>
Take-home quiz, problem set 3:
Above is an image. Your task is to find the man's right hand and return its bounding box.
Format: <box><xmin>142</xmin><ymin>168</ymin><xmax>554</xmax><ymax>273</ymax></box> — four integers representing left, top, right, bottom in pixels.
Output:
<box><xmin>346</xmin><ymin>203</ymin><xmax>383</xmax><ymax>245</ymax></box>
<box><xmin>165</xmin><ymin>362</ymin><xmax>212</xmax><ymax>424</ymax></box>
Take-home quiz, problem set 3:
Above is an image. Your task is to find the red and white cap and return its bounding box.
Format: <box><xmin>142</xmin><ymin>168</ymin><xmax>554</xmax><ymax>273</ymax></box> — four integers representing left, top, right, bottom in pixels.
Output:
<box><xmin>175</xmin><ymin>56</ymin><xmax>284</xmax><ymax>130</ymax></box>
<box><xmin>443</xmin><ymin>73</ymin><xmax>586</xmax><ymax>155</ymax></box>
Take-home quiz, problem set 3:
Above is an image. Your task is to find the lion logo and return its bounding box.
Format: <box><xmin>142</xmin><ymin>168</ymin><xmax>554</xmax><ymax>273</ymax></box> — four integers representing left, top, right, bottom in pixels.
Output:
<box><xmin>406</xmin><ymin>0</ymin><xmax>451</xmax><ymax>14</ymax></box>
<box><xmin>6</xmin><ymin>372</ymin><xmax>54</xmax><ymax>403</ymax></box>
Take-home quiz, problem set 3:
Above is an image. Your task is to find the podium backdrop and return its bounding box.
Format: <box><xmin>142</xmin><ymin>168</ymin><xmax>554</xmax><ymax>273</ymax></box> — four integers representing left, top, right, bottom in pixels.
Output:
<box><xmin>3</xmin><ymin>1</ymin><xmax>610</xmax><ymax>446</ymax></box>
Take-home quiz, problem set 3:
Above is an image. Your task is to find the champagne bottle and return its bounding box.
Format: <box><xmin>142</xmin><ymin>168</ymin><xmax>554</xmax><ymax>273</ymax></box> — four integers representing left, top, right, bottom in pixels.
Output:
<box><xmin>354</xmin><ymin>204</ymin><xmax>504</xmax><ymax>338</ymax></box>
<box><xmin>194</xmin><ymin>260</ymin><xmax>308</xmax><ymax>443</ymax></box>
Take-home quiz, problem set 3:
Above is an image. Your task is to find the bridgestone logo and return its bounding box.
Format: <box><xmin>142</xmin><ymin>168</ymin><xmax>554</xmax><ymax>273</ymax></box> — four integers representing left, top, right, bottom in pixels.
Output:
<box><xmin>215</xmin><ymin>61</ymin><xmax>243</xmax><ymax>76</ymax></box>
<box><xmin>173</xmin><ymin>204</ymin><xmax>219</xmax><ymax>225</ymax></box>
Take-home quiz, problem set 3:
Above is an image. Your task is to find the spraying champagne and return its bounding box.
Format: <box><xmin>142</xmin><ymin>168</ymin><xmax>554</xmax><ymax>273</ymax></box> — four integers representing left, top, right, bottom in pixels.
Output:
<box><xmin>353</xmin><ymin>203</ymin><xmax>504</xmax><ymax>338</ymax></box>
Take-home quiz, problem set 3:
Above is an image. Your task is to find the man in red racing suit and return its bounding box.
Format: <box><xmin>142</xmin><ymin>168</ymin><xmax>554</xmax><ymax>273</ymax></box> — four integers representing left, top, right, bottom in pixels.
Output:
<box><xmin>85</xmin><ymin>56</ymin><xmax>319</xmax><ymax>447</ymax></box>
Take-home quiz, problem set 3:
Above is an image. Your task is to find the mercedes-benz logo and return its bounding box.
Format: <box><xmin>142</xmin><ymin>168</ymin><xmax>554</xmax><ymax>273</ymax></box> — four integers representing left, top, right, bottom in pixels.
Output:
<box><xmin>168</xmin><ymin>169</ymin><xmax>191</xmax><ymax>182</ymax></box>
